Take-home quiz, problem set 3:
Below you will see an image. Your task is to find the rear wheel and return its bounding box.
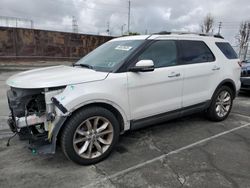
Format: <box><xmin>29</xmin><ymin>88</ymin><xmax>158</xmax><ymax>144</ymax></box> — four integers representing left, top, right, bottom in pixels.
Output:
<box><xmin>61</xmin><ymin>106</ymin><xmax>120</xmax><ymax>165</ymax></box>
<box><xmin>206</xmin><ymin>86</ymin><xmax>233</xmax><ymax>121</ymax></box>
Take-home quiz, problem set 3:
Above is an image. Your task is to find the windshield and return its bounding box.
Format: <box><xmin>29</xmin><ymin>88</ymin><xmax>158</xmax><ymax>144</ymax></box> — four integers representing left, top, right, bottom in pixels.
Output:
<box><xmin>75</xmin><ymin>40</ymin><xmax>144</xmax><ymax>72</ymax></box>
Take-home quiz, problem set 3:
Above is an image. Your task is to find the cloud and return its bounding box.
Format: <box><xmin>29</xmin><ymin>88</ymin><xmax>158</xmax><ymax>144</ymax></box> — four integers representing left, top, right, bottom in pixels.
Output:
<box><xmin>0</xmin><ymin>0</ymin><xmax>250</xmax><ymax>44</ymax></box>
<box><xmin>174</xmin><ymin>7</ymin><xmax>204</xmax><ymax>23</ymax></box>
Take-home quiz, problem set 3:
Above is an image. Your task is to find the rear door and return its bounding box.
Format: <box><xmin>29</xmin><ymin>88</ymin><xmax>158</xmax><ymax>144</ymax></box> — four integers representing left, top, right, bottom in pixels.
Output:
<box><xmin>178</xmin><ymin>40</ymin><xmax>219</xmax><ymax>107</ymax></box>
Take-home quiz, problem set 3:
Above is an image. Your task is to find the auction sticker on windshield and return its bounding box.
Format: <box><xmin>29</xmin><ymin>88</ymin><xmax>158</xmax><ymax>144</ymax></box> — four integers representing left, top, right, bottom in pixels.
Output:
<box><xmin>115</xmin><ymin>45</ymin><xmax>133</xmax><ymax>51</ymax></box>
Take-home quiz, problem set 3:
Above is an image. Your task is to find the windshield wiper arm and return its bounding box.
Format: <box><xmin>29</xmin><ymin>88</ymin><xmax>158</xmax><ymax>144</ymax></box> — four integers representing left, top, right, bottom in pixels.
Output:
<box><xmin>73</xmin><ymin>63</ymin><xmax>94</xmax><ymax>69</ymax></box>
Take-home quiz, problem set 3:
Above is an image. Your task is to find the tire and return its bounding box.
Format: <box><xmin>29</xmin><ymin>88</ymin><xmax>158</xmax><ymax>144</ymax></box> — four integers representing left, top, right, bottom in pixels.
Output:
<box><xmin>61</xmin><ymin>106</ymin><xmax>120</xmax><ymax>165</ymax></box>
<box><xmin>206</xmin><ymin>86</ymin><xmax>233</xmax><ymax>121</ymax></box>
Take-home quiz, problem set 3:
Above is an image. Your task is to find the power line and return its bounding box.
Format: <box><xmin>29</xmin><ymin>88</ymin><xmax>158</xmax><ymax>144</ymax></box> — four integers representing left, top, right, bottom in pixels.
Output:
<box><xmin>0</xmin><ymin>1</ymin><xmax>129</xmax><ymax>35</ymax></box>
<box><xmin>0</xmin><ymin>15</ymin><xmax>33</xmax><ymax>28</ymax></box>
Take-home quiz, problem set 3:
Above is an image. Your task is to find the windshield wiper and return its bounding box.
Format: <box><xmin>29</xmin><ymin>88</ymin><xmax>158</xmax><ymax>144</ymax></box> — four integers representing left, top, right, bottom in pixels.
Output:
<box><xmin>73</xmin><ymin>63</ymin><xmax>94</xmax><ymax>69</ymax></box>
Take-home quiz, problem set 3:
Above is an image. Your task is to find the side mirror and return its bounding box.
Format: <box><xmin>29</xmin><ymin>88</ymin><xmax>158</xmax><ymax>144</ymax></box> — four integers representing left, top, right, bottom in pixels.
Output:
<box><xmin>129</xmin><ymin>60</ymin><xmax>154</xmax><ymax>72</ymax></box>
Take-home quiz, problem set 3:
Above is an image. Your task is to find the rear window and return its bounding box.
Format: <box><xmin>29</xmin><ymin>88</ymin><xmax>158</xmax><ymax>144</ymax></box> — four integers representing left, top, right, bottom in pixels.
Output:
<box><xmin>215</xmin><ymin>42</ymin><xmax>238</xmax><ymax>59</ymax></box>
<box><xmin>179</xmin><ymin>40</ymin><xmax>215</xmax><ymax>64</ymax></box>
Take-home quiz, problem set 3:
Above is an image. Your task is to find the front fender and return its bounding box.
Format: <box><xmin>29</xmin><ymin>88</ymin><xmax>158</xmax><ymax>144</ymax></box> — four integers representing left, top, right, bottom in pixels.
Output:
<box><xmin>53</xmin><ymin>81</ymin><xmax>130</xmax><ymax>130</ymax></box>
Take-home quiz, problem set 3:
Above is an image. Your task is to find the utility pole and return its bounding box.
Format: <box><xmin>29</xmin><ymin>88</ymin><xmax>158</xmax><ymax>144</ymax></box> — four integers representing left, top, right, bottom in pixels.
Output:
<box><xmin>218</xmin><ymin>21</ymin><xmax>222</xmax><ymax>35</ymax></box>
<box><xmin>106</xmin><ymin>21</ymin><xmax>110</xmax><ymax>35</ymax></box>
<box><xmin>121</xmin><ymin>24</ymin><xmax>126</xmax><ymax>36</ymax></box>
<box><xmin>31</xmin><ymin>20</ymin><xmax>34</xmax><ymax>29</ymax></box>
<box><xmin>127</xmin><ymin>0</ymin><xmax>131</xmax><ymax>34</ymax></box>
<box><xmin>72</xmin><ymin>16</ymin><xmax>78</xmax><ymax>33</ymax></box>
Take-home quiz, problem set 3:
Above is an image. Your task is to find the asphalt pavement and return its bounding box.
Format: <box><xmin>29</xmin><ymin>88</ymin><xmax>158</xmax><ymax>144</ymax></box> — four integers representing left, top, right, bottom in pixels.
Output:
<box><xmin>0</xmin><ymin>69</ymin><xmax>250</xmax><ymax>188</ymax></box>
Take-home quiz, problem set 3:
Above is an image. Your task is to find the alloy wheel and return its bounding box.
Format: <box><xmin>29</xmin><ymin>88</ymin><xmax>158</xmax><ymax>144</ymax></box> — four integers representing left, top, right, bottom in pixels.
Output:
<box><xmin>73</xmin><ymin>116</ymin><xmax>114</xmax><ymax>159</ymax></box>
<box><xmin>215</xmin><ymin>90</ymin><xmax>231</xmax><ymax>118</ymax></box>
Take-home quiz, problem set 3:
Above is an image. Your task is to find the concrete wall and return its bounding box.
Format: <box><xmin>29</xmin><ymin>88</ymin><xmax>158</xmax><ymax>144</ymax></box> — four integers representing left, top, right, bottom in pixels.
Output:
<box><xmin>0</xmin><ymin>27</ymin><xmax>113</xmax><ymax>59</ymax></box>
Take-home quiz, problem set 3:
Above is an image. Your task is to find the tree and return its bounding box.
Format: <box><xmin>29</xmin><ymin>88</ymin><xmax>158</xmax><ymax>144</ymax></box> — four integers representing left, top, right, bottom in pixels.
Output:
<box><xmin>236</xmin><ymin>21</ymin><xmax>250</xmax><ymax>58</ymax></box>
<box><xmin>122</xmin><ymin>32</ymin><xmax>140</xmax><ymax>36</ymax></box>
<box><xmin>128</xmin><ymin>32</ymin><xmax>140</xmax><ymax>36</ymax></box>
<box><xmin>200</xmin><ymin>13</ymin><xmax>214</xmax><ymax>34</ymax></box>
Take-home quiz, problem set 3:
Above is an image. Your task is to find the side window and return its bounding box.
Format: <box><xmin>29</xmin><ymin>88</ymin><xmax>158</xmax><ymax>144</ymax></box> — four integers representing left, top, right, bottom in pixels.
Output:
<box><xmin>179</xmin><ymin>40</ymin><xmax>215</xmax><ymax>64</ymax></box>
<box><xmin>215</xmin><ymin>42</ymin><xmax>238</xmax><ymax>59</ymax></box>
<box><xmin>137</xmin><ymin>40</ymin><xmax>177</xmax><ymax>68</ymax></box>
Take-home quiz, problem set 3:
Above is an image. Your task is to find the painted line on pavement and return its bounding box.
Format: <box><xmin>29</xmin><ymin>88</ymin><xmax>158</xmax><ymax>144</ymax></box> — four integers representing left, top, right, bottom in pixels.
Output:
<box><xmin>84</xmin><ymin>122</ymin><xmax>250</xmax><ymax>187</ymax></box>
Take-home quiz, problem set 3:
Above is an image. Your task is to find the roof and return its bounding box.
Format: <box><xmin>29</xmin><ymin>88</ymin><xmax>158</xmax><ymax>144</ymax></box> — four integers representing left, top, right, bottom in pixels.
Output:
<box><xmin>111</xmin><ymin>32</ymin><xmax>226</xmax><ymax>42</ymax></box>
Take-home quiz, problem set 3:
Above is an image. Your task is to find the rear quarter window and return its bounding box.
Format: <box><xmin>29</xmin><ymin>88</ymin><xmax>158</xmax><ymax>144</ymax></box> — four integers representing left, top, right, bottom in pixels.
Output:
<box><xmin>179</xmin><ymin>40</ymin><xmax>215</xmax><ymax>64</ymax></box>
<box><xmin>215</xmin><ymin>42</ymin><xmax>238</xmax><ymax>59</ymax></box>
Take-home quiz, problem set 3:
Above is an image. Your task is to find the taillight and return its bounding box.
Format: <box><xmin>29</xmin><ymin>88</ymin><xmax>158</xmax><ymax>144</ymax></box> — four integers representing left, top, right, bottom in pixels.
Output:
<box><xmin>238</xmin><ymin>61</ymin><xmax>242</xmax><ymax>67</ymax></box>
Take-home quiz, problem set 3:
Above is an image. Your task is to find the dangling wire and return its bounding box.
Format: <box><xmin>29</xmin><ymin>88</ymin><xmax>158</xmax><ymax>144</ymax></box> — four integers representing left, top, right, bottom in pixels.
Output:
<box><xmin>6</xmin><ymin>132</ymin><xmax>17</xmax><ymax>147</ymax></box>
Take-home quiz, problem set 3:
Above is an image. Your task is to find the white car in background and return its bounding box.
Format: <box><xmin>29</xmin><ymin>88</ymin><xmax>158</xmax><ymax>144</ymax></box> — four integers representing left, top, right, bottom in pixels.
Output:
<box><xmin>6</xmin><ymin>33</ymin><xmax>241</xmax><ymax>165</ymax></box>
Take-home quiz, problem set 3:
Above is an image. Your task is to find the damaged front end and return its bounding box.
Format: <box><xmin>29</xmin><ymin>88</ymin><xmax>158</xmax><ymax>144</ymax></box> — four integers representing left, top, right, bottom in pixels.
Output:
<box><xmin>7</xmin><ymin>87</ymin><xmax>68</xmax><ymax>154</ymax></box>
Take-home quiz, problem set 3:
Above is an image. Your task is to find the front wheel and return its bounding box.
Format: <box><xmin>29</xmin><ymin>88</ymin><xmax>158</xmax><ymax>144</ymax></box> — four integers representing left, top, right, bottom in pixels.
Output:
<box><xmin>206</xmin><ymin>86</ymin><xmax>233</xmax><ymax>121</ymax></box>
<box><xmin>61</xmin><ymin>106</ymin><xmax>120</xmax><ymax>165</ymax></box>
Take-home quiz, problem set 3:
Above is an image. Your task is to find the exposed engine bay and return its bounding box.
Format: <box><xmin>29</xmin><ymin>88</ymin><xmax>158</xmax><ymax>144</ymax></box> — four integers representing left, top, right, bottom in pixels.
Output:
<box><xmin>7</xmin><ymin>86</ymin><xmax>66</xmax><ymax>147</ymax></box>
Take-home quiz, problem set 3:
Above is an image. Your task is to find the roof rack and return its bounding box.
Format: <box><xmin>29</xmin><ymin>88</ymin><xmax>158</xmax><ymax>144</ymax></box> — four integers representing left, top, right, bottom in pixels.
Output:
<box><xmin>155</xmin><ymin>31</ymin><xmax>224</xmax><ymax>39</ymax></box>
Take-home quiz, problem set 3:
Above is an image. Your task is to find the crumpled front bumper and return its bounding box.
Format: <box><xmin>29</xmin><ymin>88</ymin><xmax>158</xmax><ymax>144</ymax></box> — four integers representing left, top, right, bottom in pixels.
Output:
<box><xmin>7</xmin><ymin>113</ymin><xmax>67</xmax><ymax>154</ymax></box>
<box><xmin>6</xmin><ymin>87</ymin><xmax>68</xmax><ymax>155</ymax></box>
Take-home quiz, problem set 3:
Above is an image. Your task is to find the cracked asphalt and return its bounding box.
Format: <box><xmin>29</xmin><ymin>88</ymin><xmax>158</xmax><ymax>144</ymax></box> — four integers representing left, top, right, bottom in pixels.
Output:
<box><xmin>0</xmin><ymin>70</ymin><xmax>250</xmax><ymax>188</ymax></box>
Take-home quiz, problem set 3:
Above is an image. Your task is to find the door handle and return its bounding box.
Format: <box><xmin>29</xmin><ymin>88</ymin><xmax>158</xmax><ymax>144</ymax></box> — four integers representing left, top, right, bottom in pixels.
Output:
<box><xmin>168</xmin><ymin>73</ymin><xmax>181</xmax><ymax>78</ymax></box>
<box><xmin>212</xmin><ymin>66</ymin><xmax>220</xmax><ymax>71</ymax></box>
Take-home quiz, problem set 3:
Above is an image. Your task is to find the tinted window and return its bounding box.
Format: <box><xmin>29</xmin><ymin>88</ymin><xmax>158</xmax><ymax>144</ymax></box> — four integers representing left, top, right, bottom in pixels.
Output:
<box><xmin>179</xmin><ymin>40</ymin><xmax>215</xmax><ymax>64</ymax></box>
<box><xmin>216</xmin><ymin>42</ymin><xmax>238</xmax><ymax>59</ymax></box>
<box><xmin>138</xmin><ymin>40</ymin><xmax>177</xmax><ymax>68</ymax></box>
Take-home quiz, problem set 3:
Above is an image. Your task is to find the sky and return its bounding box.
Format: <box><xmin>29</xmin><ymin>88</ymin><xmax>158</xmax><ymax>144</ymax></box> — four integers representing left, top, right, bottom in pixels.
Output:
<box><xmin>0</xmin><ymin>0</ymin><xmax>250</xmax><ymax>45</ymax></box>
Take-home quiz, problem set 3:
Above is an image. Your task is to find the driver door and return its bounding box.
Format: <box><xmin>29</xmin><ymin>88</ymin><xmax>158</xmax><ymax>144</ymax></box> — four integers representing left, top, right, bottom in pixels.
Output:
<box><xmin>127</xmin><ymin>40</ymin><xmax>184</xmax><ymax>121</ymax></box>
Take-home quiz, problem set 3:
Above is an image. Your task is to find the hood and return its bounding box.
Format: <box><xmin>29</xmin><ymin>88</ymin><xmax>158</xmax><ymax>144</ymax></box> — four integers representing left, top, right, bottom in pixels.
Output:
<box><xmin>6</xmin><ymin>65</ymin><xmax>109</xmax><ymax>89</ymax></box>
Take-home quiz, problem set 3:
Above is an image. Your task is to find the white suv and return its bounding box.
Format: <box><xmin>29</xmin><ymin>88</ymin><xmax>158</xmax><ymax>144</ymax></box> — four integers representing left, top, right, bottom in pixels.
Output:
<box><xmin>6</xmin><ymin>33</ymin><xmax>241</xmax><ymax>165</ymax></box>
